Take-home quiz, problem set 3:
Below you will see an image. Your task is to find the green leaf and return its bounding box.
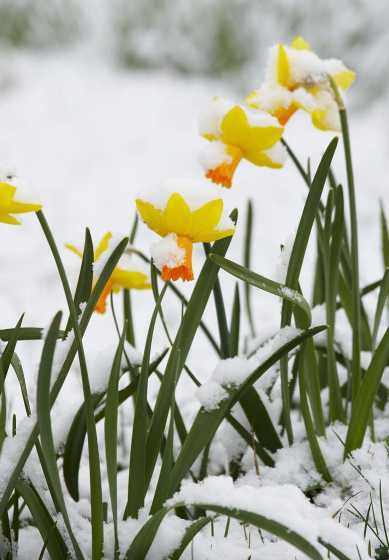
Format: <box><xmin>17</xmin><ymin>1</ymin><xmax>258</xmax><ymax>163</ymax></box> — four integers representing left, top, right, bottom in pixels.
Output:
<box><xmin>204</xmin><ymin>243</ymin><xmax>230</xmax><ymax>358</ymax></box>
<box><xmin>380</xmin><ymin>201</ymin><xmax>389</xmax><ymax>269</ymax></box>
<box><xmin>126</xmin><ymin>501</ymin><xmax>322</xmax><ymax>560</ymax></box>
<box><xmin>326</xmin><ymin>185</ymin><xmax>345</xmax><ymax>422</ymax></box>
<box><xmin>169</xmin><ymin>517</ymin><xmax>212</xmax><ymax>559</ymax></box>
<box><xmin>238</xmin><ymin>387</ymin><xmax>282</xmax><ymax>453</ymax></box>
<box><xmin>150</xmin><ymin>349</ymin><xmax>181</xmax><ymax>513</ymax></box>
<box><xmin>65</xmin><ymin>228</ymin><xmax>94</xmax><ymax>334</ymax></box>
<box><xmin>299</xmin><ymin>346</ymin><xmax>331</xmax><ymax>482</ymax></box>
<box><xmin>168</xmin><ymin>326</ymin><xmax>326</xmax><ymax>497</ymax></box>
<box><xmin>105</xmin><ymin>327</ymin><xmax>126</xmax><ymax>558</ymax></box>
<box><xmin>145</xmin><ymin>231</ymin><xmax>235</xmax><ymax>490</ymax></box>
<box><xmin>1</xmin><ymin>315</ymin><xmax>24</xmax><ymax>379</ymax></box>
<box><xmin>10</xmin><ymin>353</ymin><xmax>31</xmax><ymax>416</ymax></box>
<box><xmin>125</xmin><ymin>507</ymin><xmax>168</xmax><ymax>559</ymax></box>
<box><xmin>37</xmin><ymin>311</ymin><xmax>84</xmax><ymax>560</ymax></box>
<box><xmin>62</xmin><ymin>393</ymin><xmax>102</xmax><ymax>502</ymax></box>
<box><xmin>281</xmin><ymin>138</ymin><xmax>338</xmax><ymax>444</ymax></box>
<box><xmin>123</xmin><ymin>289</ymin><xmax>135</xmax><ymax>346</ymax></box>
<box><xmin>125</xmin><ymin>284</ymin><xmax>168</xmax><ymax>519</ymax></box>
<box><xmin>16</xmin><ymin>480</ymin><xmax>70</xmax><ymax>559</ymax></box>
<box><xmin>209</xmin><ymin>254</ymin><xmax>312</xmax><ymax>328</ymax></box>
<box><xmin>282</xmin><ymin>138</ymin><xmax>337</xmax><ymax>324</ymax></box>
<box><xmin>225</xmin><ymin>413</ymin><xmax>274</xmax><ymax>466</ymax></box>
<box><xmin>229</xmin><ymin>283</ymin><xmax>240</xmax><ymax>357</ymax></box>
<box><xmin>0</xmin><ymin>327</ymin><xmax>65</xmax><ymax>341</ymax></box>
<box><xmin>244</xmin><ymin>199</ymin><xmax>256</xmax><ymax>336</ymax></box>
<box><xmin>318</xmin><ymin>538</ymin><xmax>353</xmax><ymax>560</ymax></box>
<box><xmin>345</xmin><ymin>328</ymin><xmax>389</xmax><ymax>454</ymax></box>
<box><xmin>372</xmin><ymin>269</ymin><xmax>389</xmax><ymax>349</ymax></box>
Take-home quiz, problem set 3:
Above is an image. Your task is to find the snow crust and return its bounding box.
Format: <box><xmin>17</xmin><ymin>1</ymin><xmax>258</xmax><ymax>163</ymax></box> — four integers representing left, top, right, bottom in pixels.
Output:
<box><xmin>151</xmin><ymin>232</ymin><xmax>185</xmax><ymax>271</ymax></box>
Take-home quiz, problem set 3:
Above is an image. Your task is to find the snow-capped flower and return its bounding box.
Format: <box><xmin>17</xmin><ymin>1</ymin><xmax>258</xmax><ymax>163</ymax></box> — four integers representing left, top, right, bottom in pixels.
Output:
<box><xmin>246</xmin><ymin>36</ymin><xmax>356</xmax><ymax>131</ymax></box>
<box><xmin>66</xmin><ymin>232</ymin><xmax>151</xmax><ymax>313</ymax></box>
<box><xmin>136</xmin><ymin>179</ymin><xmax>235</xmax><ymax>281</ymax></box>
<box><xmin>0</xmin><ymin>179</ymin><xmax>41</xmax><ymax>225</ymax></box>
<box><xmin>198</xmin><ymin>97</ymin><xmax>285</xmax><ymax>188</ymax></box>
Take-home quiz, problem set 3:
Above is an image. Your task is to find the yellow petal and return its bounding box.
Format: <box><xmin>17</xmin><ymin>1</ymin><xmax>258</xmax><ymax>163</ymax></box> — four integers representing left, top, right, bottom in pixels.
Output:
<box><xmin>220</xmin><ymin>106</ymin><xmax>250</xmax><ymax>147</ymax></box>
<box><xmin>276</xmin><ymin>44</ymin><xmax>290</xmax><ymax>87</ymax></box>
<box><xmin>94</xmin><ymin>231</ymin><xmax>112</xmax><ymax>261</ymax></box>
<box><xmin>221</xmin><ymin>106</ymin><xmax>283</xmax><ymax>153</ymax></box>
<box><xmin>311</xmin><ymin>108</ymin><xmax>339</xmax><ymax>131</ymax></box>
<box><xmin>0</xmin><ymin>213</ymin><xmax>20</xmax><ymax>225</ymax></box>
<box><xmin>163</xmin><ymin>193</ymin><xmax>192</xmax><ymax>237</ymax></box>
<box><xmin>244</xmin><ymin>122</ymin><xmax>284</xmax><ymax>153</ymax></box>
<box><xmin>65</xmin><ymin>243</ymin><xmax>83</xmax><ymax>258</ymax></box>
<box><xmin>7</xmin><ymin>200</ymin><xmax>42</xmax><ymax>214</ymax></box>
<box><xmin>136</xmin><ymin>199</ymin><xmax>167</xmax><ymax>237</ymax></box>
<box><xmin>190</xmin><ymin>199</ymin><xmax>223</xmax><ymax>241</ymax></box>
<box><xmin>333</xmin><ymin>70</ymin><xmax>356</xmax><ymax>90</ymax></box>
<box><xmin>291</xmin><ymin>36</ymin><xmax>310</xmax><ymax>50</ymax></box>
<box><xmin>111</xmin><ymin>268</ymin><xmax>151</xmax><ymax>290</ymax></box>
<box><xmin>198</xmin><ymin>227</ymin><xmax>235</xmax><ymax>243</ymax></box>
<box><xmin>0</xmin><ymin>182</ymin><xmax>17</xmax><ymax>204</ymax></box>
<box><xmin>245</xmin><ymin>148</ymin><xmax>284</xmax><ymax>169</ymax></box>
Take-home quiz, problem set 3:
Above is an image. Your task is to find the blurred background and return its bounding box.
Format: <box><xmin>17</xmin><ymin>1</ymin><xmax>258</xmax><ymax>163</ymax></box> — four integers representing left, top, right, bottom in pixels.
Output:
<box><xmin>0</xmin><ymin>0</ymin><xmax>388</xmax><ymax>101</ymax></box>
<box><xmin>0</xmin><ymin>0</ymin><xmax>387</xmax><ymax>383</ymax></box>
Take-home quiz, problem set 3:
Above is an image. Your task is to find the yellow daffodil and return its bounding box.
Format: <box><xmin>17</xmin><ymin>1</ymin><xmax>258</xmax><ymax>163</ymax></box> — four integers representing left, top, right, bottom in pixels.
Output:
<box><xmin>247</xmin><ymin>36</ymin><xmax>356</xmax><ymax>131</ymax></box>
<box><xmin>136</xmin><ymin>179</ymin><xmax>235</xmax><ymax>281</ymax></box>
<box><xmin>198</xmin><ymin>97</ymin><xmax>285</xmax><ymax>188</ymax></box>
<box><xmin>0</xmin><ymin>180</ymin><xmax>41</xmax><ymax>224</ymax></box>
<box><xmin>66</xmin><ymin>232</ymin><xmax>151</xmax><ymax>314</ymax></box>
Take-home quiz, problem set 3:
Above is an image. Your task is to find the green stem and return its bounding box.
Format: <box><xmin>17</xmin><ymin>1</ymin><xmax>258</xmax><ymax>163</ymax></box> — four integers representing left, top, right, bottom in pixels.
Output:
<box><xmin>37</xmin><ymin>212</ymin><xmax>103</xmax><ymax>559</ymax></box>
<box><xmin>123</xmin><ymin>289</ymin><xmax>135</xmax><ymax>347</ymax></box>
<box><xmin>336</xmin><ymin>94</ymin><xmax>361</xmax><ymax>402</ymax></box>
<box><xmin>244</xmin><ymin>200</ymin><xmax>256</xmax><ymax>337</ymax></box>
<box><xmin>203</xmin><ymin>243</ymin><xmax>230</xmax><ymax>358</ymax></box>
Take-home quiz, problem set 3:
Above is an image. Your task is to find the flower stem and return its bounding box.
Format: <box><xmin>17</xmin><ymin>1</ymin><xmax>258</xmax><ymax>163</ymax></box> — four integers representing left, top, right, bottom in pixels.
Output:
<box><xmin>330</xmin><ymin>79</ymin><xmax>361</xmax><ymax>402</ymax></box>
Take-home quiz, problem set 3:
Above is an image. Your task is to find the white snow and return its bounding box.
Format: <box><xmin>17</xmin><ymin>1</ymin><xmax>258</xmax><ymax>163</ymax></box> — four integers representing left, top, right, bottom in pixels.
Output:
<box><xmin>168</xmin><ymin>476</ymin><xmax>370</xmax><ymax>559</ymax></box>
<box><xmin>262</xmin><ymin>141</ymin><xmax>287</xmax><ymax>166</ymax></box>
<box><xmin>137</xmin><ymin>177</ymin><xmax>232</xmax><ymax>213</ymax></box>
<box><xmin>197</xmin><ymin>327</ymin><xmax>302</xmax><ymax>410</ymax></box>
<box><xmin>150</xmin><ymin>233</ymin><xmax>185</xmax><ymax>271</ymax></box>
<box><xmin>198</xmin><ymin>96</ymin><xmax>234</xmax><ymax>138</ymax></box>
<box><xmin>199</xmin><ymin>140</ymin><xmax>232</xmax><ymax>170</ymax></box>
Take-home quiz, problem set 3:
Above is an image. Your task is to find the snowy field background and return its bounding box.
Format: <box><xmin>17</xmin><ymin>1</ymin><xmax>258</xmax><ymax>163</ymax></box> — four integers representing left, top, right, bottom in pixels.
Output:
<box><xmin>0</xmin><ymin>2</ymin><xmax>388</xmax><ymax>558</ymax></box>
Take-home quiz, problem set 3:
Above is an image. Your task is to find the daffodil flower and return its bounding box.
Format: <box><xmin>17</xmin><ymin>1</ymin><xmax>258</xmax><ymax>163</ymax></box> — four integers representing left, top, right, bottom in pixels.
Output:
<box><xmin>66</xmin><ymin>232</ymin><xmax>151</xmax><ymax>313</ymax></box>
<box><xmin>198</xmin><ymin>97</ymin><xmax>285</xmax><ymax>188</ymax></box>
<box><xmin>0</xmin><ymin>179</ymin><xmax>41</xmax><ymax>225</ymax></box>
<box><xmin>247</xmin><ymin>36</ymin><xmax>356</xmax><ymax>131</ymax></box>
<box><xmin>136</xmin><ymin>179</ymin><xmax>235</xmax><ymax>281</ymax></box>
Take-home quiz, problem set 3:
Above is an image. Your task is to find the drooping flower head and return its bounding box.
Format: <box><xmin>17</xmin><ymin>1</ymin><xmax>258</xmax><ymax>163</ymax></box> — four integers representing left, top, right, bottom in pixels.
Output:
<box><xmin>198</xmin><ymin>97</ymin><xmax>285</xmax><ymax>188</ymax></box>
<box><xmin>136</xmin><ymin>179</ymin><xmax>235</xmax><ymax>281</ymax></box>
<box><xmin>247</xmin><ymin>36</ymin><xmax>356</xmax><ymax>131</ymax></box>
<box><xmin>0</xmin><ymin>171</ymin><xmax>41</xmax><ymax>224</ymax></box>
<box><xmin>66</xmin><ymin>232</ymin><xmax>151</xmax><ymax>313</ymax></box>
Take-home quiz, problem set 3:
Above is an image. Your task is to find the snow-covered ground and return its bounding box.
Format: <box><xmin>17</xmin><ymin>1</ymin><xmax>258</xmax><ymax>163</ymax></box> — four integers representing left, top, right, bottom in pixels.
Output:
<box><xmin>0</xmin><ymin>50</ymin><xmax>388</xmax><ymax>558</ymax></box>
